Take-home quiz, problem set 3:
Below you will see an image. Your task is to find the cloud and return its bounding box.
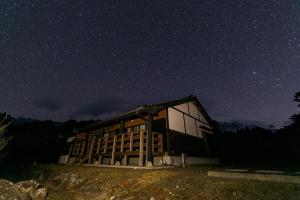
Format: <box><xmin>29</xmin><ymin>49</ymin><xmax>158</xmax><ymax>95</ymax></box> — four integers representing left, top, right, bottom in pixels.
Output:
<box><xmin>32</xmin><ymin>97</ymin><xmax>62</xmax><ymax>111</ymax></box>
<box><xmin>72</xmin><ymin>96</ymin><xmax>135</xmax><ymax>119</ymax></box>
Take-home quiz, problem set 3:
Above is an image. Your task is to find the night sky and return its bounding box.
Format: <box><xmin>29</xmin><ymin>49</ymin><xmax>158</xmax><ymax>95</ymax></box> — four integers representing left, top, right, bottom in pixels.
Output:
<box><xmin>1</xmin><ymin>1</ymin><xmax>300</xmax><ymax>127</ymax></box>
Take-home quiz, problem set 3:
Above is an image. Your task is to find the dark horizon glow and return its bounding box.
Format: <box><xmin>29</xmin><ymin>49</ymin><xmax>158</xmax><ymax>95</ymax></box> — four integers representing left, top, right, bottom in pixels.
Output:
<box><xmin>1</xmin><ymin>1</ymin><xmax>300</xmax><ymax>128</ymax></box>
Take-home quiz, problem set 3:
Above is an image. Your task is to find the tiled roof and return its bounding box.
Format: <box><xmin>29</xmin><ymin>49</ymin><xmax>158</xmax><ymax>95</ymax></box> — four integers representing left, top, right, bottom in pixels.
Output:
<box><xmin>79</xmin><ymin>95</ymin><xmax>212</xmax><ymax>132</ymax></box>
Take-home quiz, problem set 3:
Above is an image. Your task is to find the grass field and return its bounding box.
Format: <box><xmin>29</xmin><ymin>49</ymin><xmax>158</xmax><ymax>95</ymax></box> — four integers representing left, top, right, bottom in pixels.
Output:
<box><xmin>1</xmin><ymin>164</ymin><xmax>300</xmax><ymax>200</ymax></box>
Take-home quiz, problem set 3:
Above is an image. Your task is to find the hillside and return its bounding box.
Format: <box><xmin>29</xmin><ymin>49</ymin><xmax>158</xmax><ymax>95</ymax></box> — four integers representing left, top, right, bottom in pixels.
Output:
<box><xmin>1</xmin><ymin>164</ymin><xmax>299</xmax><ymax>200</ymax></box>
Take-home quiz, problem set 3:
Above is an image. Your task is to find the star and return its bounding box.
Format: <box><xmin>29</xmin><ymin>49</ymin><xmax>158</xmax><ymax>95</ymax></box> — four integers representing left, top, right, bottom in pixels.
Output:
<box><xmin>0</xmin><ymin>0</ymin><xmax>298</xmax><ymax>127</ymax></box>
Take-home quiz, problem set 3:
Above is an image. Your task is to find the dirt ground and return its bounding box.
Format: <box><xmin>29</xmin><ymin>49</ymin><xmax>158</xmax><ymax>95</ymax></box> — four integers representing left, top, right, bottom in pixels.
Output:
<box><xmin>2</xmin><ymin>164</ymin><xmax>300</xmax><ymax>200</ymax></box>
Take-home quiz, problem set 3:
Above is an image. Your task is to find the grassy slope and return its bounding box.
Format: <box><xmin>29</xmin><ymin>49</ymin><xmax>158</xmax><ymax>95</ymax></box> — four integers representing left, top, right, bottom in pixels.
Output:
<box><xmin>1</xmin><ymin>164</ymin><xmax>300</xmax><ymax>200</ymax></box>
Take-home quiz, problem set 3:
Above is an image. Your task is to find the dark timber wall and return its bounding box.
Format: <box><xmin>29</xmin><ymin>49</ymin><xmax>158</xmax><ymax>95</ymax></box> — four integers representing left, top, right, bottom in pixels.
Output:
<box><xmin>168</xmin><ymin>129</ymin><xmax>217</xmax><ymax>157</ymax></box>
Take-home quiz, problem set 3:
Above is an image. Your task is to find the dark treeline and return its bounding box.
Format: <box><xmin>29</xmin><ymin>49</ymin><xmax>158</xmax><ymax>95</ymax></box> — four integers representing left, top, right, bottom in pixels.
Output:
<box><xmin>216</xmin><ymin>92</ymin><xmax>300</xmax><ymax>168</ymax></box>
<box><xmin>3</xmin><ymin>116</ymin><xmax>299</xmax><ymax>167</ymax></box>
<box><xmin>216</xmin><ymin>126</ymin><xmax>300</xmax><ymax>168</ymax></box>
<box><xmin>1</xmin><ymin>119</ymin><xmax>95</xmax><ymax>164</ymax></box>
<box><xmin>1</xmin><ymin>92</ymin><xmax>299</xmax><ymax>167</ymax></box>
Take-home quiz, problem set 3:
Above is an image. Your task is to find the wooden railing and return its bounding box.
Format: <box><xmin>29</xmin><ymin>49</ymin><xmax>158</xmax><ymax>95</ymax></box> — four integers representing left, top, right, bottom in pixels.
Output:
<box><xmin>87</xmin><ymin>130</ymin><xmax>164</xmax><ymax>166</ymax></box>
<box><xmin>69</xmin><ymin>141</ymin><xmax>85</xmax><ymax>157</ymax></box>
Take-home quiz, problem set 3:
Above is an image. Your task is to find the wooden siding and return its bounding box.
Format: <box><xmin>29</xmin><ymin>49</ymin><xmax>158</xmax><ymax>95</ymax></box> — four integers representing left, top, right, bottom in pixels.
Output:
<box><xmin>167</xmin><ymin>129</ymin><xmax>217</xmax><ymax>157</ymax></box>
<box><xmin>86</xmin><ymin>130</ymin><xmax>164</xmax><ymax>166</ymax></box>
<box><xmin>104</xmin><ymin>124</ymin><xmax>120</xmax><ymax>133</ymax></box>
<box><xmin>125</xmin><ymin>118</ymin><xmax>145</xmax><ymax>128</ymax></box>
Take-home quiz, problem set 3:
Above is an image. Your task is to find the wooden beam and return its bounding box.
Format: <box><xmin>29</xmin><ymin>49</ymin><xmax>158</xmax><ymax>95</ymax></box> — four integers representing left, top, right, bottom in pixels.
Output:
<box><xmin>146</xmin><ymin>113</ymin><xmax>153</xmax><ymax>164</ymax></box>
<box><xmin>103</xmin><ymin>137</ymin><xmax>108</xmax><ymax>153</ymax></box>
<box><xmin>88</xmin><ymin>136</ymin><xmax>96</xmax><ymax>164</ymax></box>
<box><xmin>152</xmin><ymin>134</ymin><xmax>154</xmax><ymax>154</ymax></box>
<box><xmin>129</xmin><ymin>132</ymin><xmax>133</xmax><ymax>151</ymax></box>
<box><xmin>139</xmin><ymin>130</ymin><xmax>144</xmax><ymax>166</ymax></box>
<box><xmin>68</xmin><ymin>144</ymin><xmax>73</xmax><ymax>156</ymax></box>
<box><xmin>96</xmin><ymin>138</ymin><xmax>102</xmax><ymax>154</ymax></box>
<box><xmin>72</xmin><ymin>143</ymin><xmax>77</xmax><ymax>155</ymax></box>
<box><xmin>79</xmin><ymin>142</ymin><xmax>86</xmax><ymax>158</ymax></box>
<box><xmin>111</xmin><ymin>135</ymin><xmax>117</xmax><ymax>165</ymax></box>
<box><xmin>165</xmin><ymin>109</ymin><xmax>171</xmax><ymax>155</ymax></box>
<box><xmin>120</xmin><ymin>134</ymin><xmax>124</xmax><ymax>152</ymax></box>
<box><xmin>123</xmin><ymin>154</ymin><xmax>128</xmax><ymax>166</ymax></box>
<box><xmin>84</xmin><ymin>135</ymin><xmax>93</xmax><ymax>161</ymax></box>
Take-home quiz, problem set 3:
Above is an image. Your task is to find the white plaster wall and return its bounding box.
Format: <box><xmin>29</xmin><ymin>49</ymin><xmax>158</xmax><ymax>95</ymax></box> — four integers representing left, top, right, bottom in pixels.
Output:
<box><xmin>168</xmin><ymin>108</ymin><xmax>185</xmax><ymax>133</ymax></box>
<box><xmin>184</xmin><ymin>115</ymin><xmax>197</xmax><ymax>137</ymax></box>
<box><xmin>174</xmin><ymin>103</ymin><xmax>189</xmax><ymax>114</ymax></box>
<box><xmin>188</xmin><ymin>102</ymin><xmax>199</xmax><ymax>119</ymax></box>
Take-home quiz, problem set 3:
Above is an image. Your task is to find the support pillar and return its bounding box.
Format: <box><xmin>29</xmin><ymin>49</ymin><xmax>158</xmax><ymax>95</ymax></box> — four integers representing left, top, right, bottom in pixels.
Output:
<box><xmin>79</xmin><ymin>141</ymin><xmax>86</xmax><ymax>158</ymax></box>
<box><xmin>139</xmin><ymin>130</ymin><xmax>144</xmax><ymax>166</ymax></box>
<box><xmin>111</xmin><ymin>136</ymin><xmax>117</xmax><ymax>165</ymax></box>
<box><xmin>96</xmin><ymin>138</ymin><xmax>102</xmax><ymax>154</ymax></box>
<box><xmin>88</xmin><ymin>136</ymin><xmax>96</xmax><ymax>163</ymax></box>
<box><xmin>146</xmin><ymin>113</ymin><xmax>153</xmax><ymax>167</ymax></box>
<box><xmin>165</xmin><ymin>109</ymin><xmax>172</xmax><ymax>155</ymax></box>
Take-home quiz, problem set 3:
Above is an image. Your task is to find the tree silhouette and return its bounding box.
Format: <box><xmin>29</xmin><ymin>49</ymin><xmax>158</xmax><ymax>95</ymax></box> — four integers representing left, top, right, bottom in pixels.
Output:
<box><xmin>0</xmin><ymin>113</ymin><xmax>12</xmax><ymax>160</ymax></box>
<box><xmin>290</xmin><ymin>91</ymin><xmax>300</xmax><ymax>124</ymax></box>
<box><xmin>295</xmin><ymin>91</ymin><xmax>300</xmax><ymax>106</ymax></box>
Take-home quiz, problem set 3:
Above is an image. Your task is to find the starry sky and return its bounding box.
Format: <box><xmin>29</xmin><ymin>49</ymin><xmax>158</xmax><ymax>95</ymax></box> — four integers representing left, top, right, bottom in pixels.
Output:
<box><xmin>1</xmin><ymin>0</ymin><xmax>300</xmax><ymax>127</ymax></box>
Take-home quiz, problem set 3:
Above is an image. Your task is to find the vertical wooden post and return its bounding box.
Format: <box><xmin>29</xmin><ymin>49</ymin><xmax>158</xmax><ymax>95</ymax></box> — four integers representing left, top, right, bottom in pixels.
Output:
<box><xmin>96</xmin><ymin>138</ymin><xmax>102</xmax><ymax>154</ymax></box>
<box><xmin>139</xmin><ymin>130</ymin><xmax>144</xmax><ymax>166</ymax></box>
<box><xmin>165</xmin><ymin>109</ymin><xmax>171</xmax><ymax>155</ymax></box>
<box><xmin>72</xmin><ymin>144</ymin><xmax>77</xmax><ymax>155</ymax></box>
<box><xmin>68</xmin><ymin>144</ymin><xmax>74</xmax><ymax>156</ymax></box>
<box><xmin>129</xmin><ymin>131</ymin><xmax>133</xmax><ymax>151</ymax></box>
<box><xmin>152</xmin><ymin>134</ymin><xmax>155</xmax><ymax>153</ymax></box>
<box><xmin>79</xmin><ymin>142</ymin><xmax>86</xmax><ymax>158</ymax></box>
<box><xmin>146</xmin><ymin>113</ymin><xmax>153</xmax><ymax>166</ymax></box>
<box><xmin>203</xmin><ymin>132</ymin><xmax>210</xmax><ymax>153</ymax></box>
<box><xmin>67</xmin><ymin>144</ymin><xmax>74</xmax><ymax>163</ymax></box>
<box><xmin>85</xmin><ymin>135</ymin><xmax>92</xmax><ymax>159</ymax></box>
<box><xmin>159</xmin><ymin>134</ymin><xmax>163</xmax><ymax>152</ymax></box>
<box><xmin>88</xmin><ymin>136</ymin><xmax>96</xmax><ymax>164</ymax></box>
<box><xmin>124</xmin><ymin>133</ymin><xmax>128</xmax><ymax>166</ymax></box>
<box><xmin>111</xmin><ymin>135</ymin><xmax>117</xmax><ymax>165</ymax></box>
<box><xmin>120</xmin><ymin>134</ymin><xmax>124</xmax><ymax>152</ymax></box>
<box><xmin>123</xmin><ymin>156</ymin><xmax>128</xmax><ymax>166</ymax></box>
<box><xmin>103</xmin><ymin>137</ymin><xmax>108</xmax><ymax>153</ymax></box>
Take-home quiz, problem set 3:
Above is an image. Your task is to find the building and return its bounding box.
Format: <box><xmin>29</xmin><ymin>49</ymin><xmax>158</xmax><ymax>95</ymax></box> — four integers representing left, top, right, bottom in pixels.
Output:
<box><xmin>59</xmin><ymin>95</ymin><xmax>219</xmax><ymax>166</ymax></box>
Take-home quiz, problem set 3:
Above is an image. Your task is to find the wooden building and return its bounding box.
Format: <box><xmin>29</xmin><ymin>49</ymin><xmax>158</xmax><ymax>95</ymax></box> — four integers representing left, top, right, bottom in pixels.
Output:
<box><xmin>59</xmin><ymin>95</ymin><xmax>219</xmax><ymax>166</ymax></box>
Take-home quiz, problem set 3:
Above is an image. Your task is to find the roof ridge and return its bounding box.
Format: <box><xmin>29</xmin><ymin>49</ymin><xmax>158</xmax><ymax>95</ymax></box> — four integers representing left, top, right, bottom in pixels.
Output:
<box><xmin>79</xmin><ymin>94</ymin><xmax>201</xmax><ymax>132</ymax></box>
